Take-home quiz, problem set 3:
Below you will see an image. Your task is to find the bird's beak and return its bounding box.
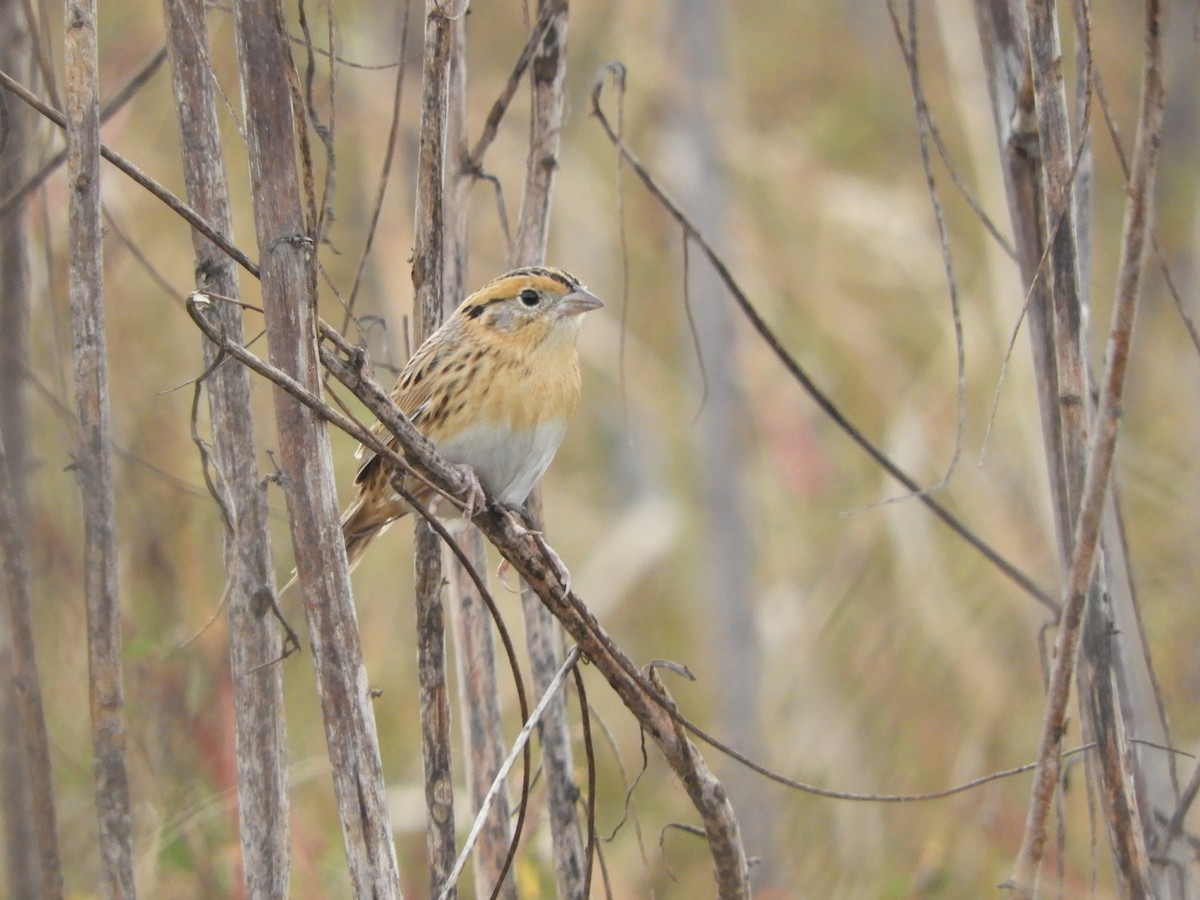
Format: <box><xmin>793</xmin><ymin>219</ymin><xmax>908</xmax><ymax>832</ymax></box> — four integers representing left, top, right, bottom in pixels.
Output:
<box><xmin>559</xmin><ymin>286</ymin><xmax>605</xmax><ymax>317</ymax></box>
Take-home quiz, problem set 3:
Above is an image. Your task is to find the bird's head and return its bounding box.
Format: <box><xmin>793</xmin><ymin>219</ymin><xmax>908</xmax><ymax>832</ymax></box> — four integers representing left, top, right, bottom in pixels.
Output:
<box><xmin>458</xmin><ymin>267</ymin><xmax>603</xmax><ymax>345</ymax></box>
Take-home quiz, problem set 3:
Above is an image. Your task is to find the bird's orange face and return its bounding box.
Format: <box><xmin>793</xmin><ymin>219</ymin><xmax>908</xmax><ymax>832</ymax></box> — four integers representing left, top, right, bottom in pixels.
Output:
<box><xmin>457</xmin><ymin>268</ymin><xmax>604</xmax><ymax>351</ymax></box>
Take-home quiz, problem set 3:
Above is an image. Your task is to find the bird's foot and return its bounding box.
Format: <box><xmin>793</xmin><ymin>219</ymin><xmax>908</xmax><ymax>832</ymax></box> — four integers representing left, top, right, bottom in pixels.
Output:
<box><xmin>500</xmin><ymin>507</ymin><xmax>571</xmax><ymax>596</ymax></box>
<box><xmin>452</xmin><ymin>463</ymin><xmax>486</xmax><ymax>521</ymax></box>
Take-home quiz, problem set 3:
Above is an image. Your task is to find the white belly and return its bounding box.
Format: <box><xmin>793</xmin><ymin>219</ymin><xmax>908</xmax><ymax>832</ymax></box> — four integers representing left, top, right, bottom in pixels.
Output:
<box><xmin>434</xmin><ymin>420</ymin><xmax>568</xmax><ymax>507</ymax></box>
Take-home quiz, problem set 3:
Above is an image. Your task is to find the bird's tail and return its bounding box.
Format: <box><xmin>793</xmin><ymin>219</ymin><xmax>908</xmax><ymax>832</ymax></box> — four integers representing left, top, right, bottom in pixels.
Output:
<box><xmin>340</xmin><ymin>494</ymin><xmax>403</xmax><ymax>571</ymax></box>
<box><xmin>276</xmin><ymin>496</ymin><xmax>404</xmax><ymax>598</ymax></box>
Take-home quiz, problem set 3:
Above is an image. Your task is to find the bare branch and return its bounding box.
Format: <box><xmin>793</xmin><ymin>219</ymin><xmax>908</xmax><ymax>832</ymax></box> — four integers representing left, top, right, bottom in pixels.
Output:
<box><xmin>0</xmin><ymin>45</ymin><xmax>166</xmax><ymax>219</ymax></box>
<box><xmin>0</xmin><ymin>68</ymin><xmax>259</xmax><ymax>277</ymax></box>
<box><xmin>884</xmin><ymin>0</ymin><xmax>967</xmax><ymax>496</ymax></box>
<box><xmin>0</xmin><ymin>4</ymin><xmax>58</xmax><ymax>893</ymax></box>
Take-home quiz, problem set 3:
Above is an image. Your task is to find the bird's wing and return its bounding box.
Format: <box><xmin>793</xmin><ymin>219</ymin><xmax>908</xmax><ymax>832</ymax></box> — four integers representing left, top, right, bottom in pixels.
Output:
<box><xmin>353</xmin><ymin>323</ymin><xmax>457</xmax><ymax>485</ymax></box>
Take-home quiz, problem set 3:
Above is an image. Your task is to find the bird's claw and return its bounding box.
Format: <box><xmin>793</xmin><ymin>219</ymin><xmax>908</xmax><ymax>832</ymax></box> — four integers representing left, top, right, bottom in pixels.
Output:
<box><xmin>453</xmin><ymin>463</ymin><xmax>486</xmax><ymax>520</ymax></box>
<box><xmin>496</xmin><ymin>558</ymin><xmax>519</xmax><ymax>592</ymax></box>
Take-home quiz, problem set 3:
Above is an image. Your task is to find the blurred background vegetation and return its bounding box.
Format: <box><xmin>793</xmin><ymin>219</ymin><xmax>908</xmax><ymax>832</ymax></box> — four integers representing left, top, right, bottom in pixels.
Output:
<box><xmin>6</xmin><ymin>0</ymin><xmax>1200</xmax><ymax>896</ymax></box>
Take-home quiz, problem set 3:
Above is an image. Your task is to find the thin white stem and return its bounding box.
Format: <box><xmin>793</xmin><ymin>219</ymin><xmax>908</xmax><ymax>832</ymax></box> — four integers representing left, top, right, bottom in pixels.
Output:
<box><xmin>437</xmin><ymin>646</ymin><xmax>582</xmax><ymax>900</ymax></box>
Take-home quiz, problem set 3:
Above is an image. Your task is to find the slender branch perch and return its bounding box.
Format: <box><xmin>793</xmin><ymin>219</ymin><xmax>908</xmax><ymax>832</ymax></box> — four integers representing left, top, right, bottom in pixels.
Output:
<box><xmin>317</xmin><ymin>336</ymin><xmax>751</xmax><ymax>897</ymax></box>
<box><xmin>190</xmin><ymin>294</ymin><xmax>750</xmax><ymax>895</ymax></box>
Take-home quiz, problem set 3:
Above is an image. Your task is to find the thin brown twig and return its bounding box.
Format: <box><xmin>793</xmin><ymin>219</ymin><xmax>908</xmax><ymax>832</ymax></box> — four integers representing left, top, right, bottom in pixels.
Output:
<box><xmin>342</xmin><ymin>0</ymin><xmax>412</xmax><ymax>329</ymax></box>
<box><xmin>464</xmin><ymin>2</ymin><xmax>558</xmax><ymax>173</ymax></box>
<box><xmin>590</xmin><ymin>66</ymin><xmax>1057</xmax><ymax>614</ymax></box>
<box><xmin>0</xmin><ymin>68</ymin><xmax>260</xmax><ymax>277</ymax></box>
<box><xmin>1091</xmin><ymin>60</ymin><xmax>1200</xmax><ymax>358</ymax></box>
<box><xmin>0</xmin><ymin>46</ymin><xmax>167</xmax><ymax>218</ymax></box>
<box><xmin>885</xmin><ymin>0</ymin><xmax>967</xmax><ymax>497</ymax></box>
<box><xmin>574</xmin><ymin>663</ymin><xmax>598</xmax><ymax>896</ymax></box>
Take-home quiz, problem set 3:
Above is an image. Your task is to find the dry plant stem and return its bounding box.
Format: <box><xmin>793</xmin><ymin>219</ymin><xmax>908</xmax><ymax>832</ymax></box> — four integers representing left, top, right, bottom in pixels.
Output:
<box><xmin>573</xmin><ymin>667</ymin><xmax>597</xmax><ymax>894</ymax></box>
<box><xmin>1083</xmin><ymin>31</ymin><xmax>1188</xmax><ymax>885</ymax></box>
<box><xmin>163</xmin><ymin>0</ymin><xmax>290</xmax><ymax>893</ymax></box>
<box><xmin>887</xmin><ymin>0</ymin><xmax>967</xmax><ymax>489</ymax></box>
<box><xmin>447</xmin><ymin>533</ymin><xmax>519</xmax><ymax>900</ymax></box>
<box><xmin>510</xmin><ymin>1</ymin><xmax>590</xmax><ymax>895</ymax></box>
<box><xmin>590</xmin><ymin>71</ymin><xmax>1056</xmax><ymax>614</ymax></box>
<box><xmin>0</xmin><ymin>441</ymin><xmax>62</xmax><ymax>900</ymax></box>
<box><xmin>64</xmin><ymin>2</ymin><xmax>136</xmax><ymax>896</ymax></box>
<box><xmin>439</xmin><ymin>647</ymin><xmax>583</xmax><ymax>900</ymax></box>
<box><xmin>412</xmin><ymin>1</ymin><xmax>457</xmax><ymax>893</ymax></box>
<box><xmin>1007</xmin><ymin>0</ymin><xmax>1165</xmax><ymax>893</ymax></box>
<box><xmin>232</xmin><ymin>0</ymin><xmax>400</xmax><ymax>895</ymax></box>
<box><xmin>512</xmin><ymin>0</ymin><xmax>567</xmax><ymax>262</ymax></box>
<box><xmin>970</xmin><ymin>0</ymin><xmax>1074</xmax><ymax>566</ymax></box>
<box><xmin>1024</xmin><ymin>0</ymin><xmax>1090</xmax><ymax>513</ymax></box>
<box><xmin>65</xmin><ymin>3</ymin><xmax>136</xmax><ymax>897</ymax></box>
<box><xmin>0</xmin><ymin>451</ymin><xmax>62</xmax><ymax>900</ymax></box>
<box><xmin>977</xmin><ymin>0</ymin><xmax>1180</xmax><ymax>892</ymax></box>
<box><xmin>518</xmin><ymin>494</ymin><xmax>588</xmax><ymax>895</ymax></box>
<box><xmin>0</xmin><ymin>4</ymin><xmax>56</xmax><ymax>894</ymax></box>
<box><xmin>440</xmin><ymin>9</ymin><xmax>520</xmax><ymax>898</ymax></box>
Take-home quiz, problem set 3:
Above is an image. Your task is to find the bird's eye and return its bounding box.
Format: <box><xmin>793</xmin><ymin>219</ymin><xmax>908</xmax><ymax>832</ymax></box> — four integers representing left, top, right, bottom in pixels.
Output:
<box><xmin>519</xmin><ymin>288</ymin><xmax>540</xmax><ymax>307</ymax></box>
